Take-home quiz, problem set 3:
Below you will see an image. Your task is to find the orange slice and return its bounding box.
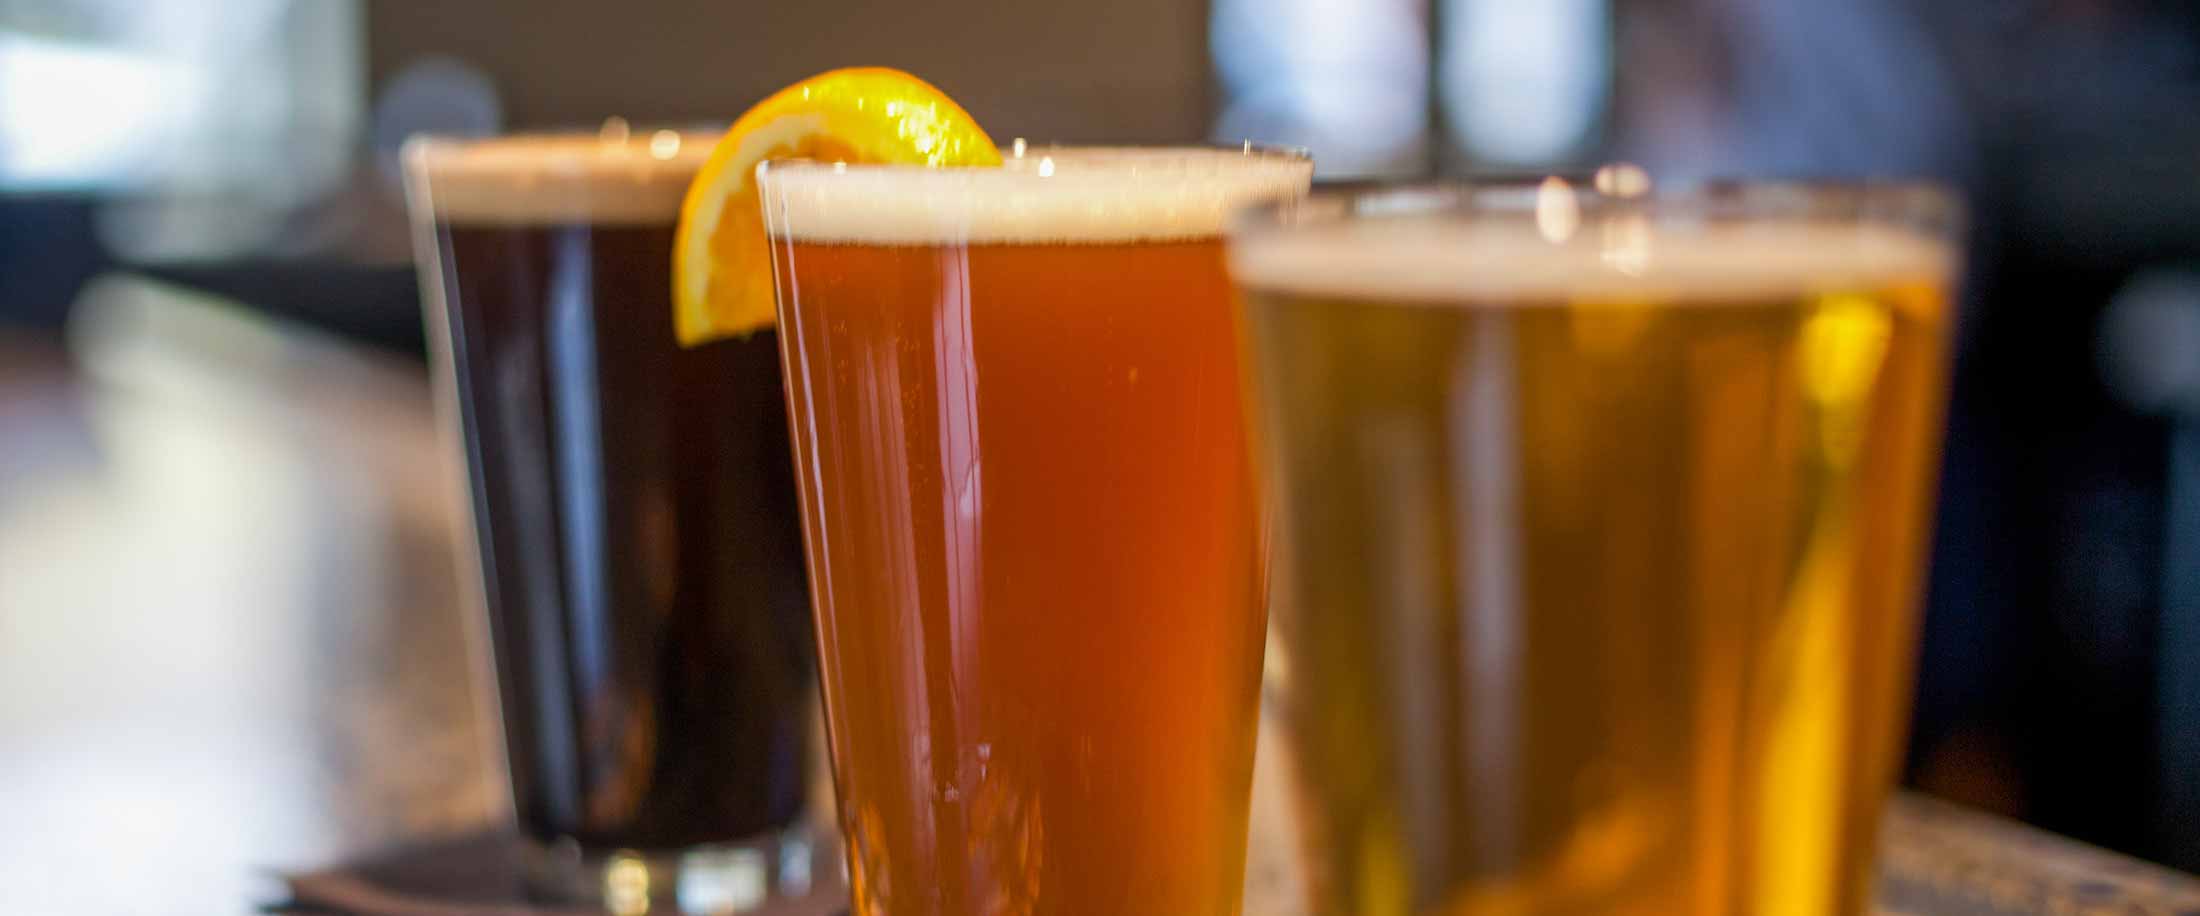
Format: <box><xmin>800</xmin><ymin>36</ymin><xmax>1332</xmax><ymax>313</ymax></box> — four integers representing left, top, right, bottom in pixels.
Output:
<box><xmin>673</xmin><ymin>67</ymin><xmax>1001</xmax><ymax>345</ymax></box>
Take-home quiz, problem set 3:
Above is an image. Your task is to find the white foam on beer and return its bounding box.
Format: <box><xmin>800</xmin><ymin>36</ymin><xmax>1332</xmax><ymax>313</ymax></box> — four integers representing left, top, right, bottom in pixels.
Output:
<box><xmin>760</xmin><ymin>148</ymin><xmax>1314</xmax><ymax>244</ymax></box>
<box><xmin>406</xmin><ymin>132</ymin><xmax>719</xmax><ymax>225</ymax></box>
<box><xmin>1230</xmin><ymin>218</ymin><xmax>1956</xmax><ymax>304</ymax></box>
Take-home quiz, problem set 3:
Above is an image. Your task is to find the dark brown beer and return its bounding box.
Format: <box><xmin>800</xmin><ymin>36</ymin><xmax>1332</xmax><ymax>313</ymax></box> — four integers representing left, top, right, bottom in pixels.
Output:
<box><xmin>409</xmin><ymin>134</ymin><xmax>813</xmax><ymax>853</ymax></box>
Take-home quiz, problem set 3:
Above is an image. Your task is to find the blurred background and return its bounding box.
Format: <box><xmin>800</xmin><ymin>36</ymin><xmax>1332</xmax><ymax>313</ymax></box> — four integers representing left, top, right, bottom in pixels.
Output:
<box><xmin>1</xmin><ymin>0</ymin><xmax>2196</xmax><ymax>909</ymax></box>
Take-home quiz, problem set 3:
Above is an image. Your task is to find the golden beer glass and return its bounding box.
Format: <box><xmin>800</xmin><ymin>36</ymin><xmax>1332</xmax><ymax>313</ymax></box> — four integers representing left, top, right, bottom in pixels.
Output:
<box><xmin>1232</xmin><ymin>179</ymin><xmax>1960</xmax><ymax>916</ymax></box>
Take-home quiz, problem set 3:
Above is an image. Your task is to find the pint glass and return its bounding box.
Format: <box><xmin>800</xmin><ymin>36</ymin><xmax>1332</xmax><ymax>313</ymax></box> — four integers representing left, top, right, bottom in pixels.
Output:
<box><xmin>404</xmin><ymin>131</ymin><xmax>818</xmax><ymax>905</ymax></box>
<box><xmin>1232</xmin><ymin>180</ymin><xmax>1960</xmax><ymax>916</ymax></box>
<box><xmin>760</xmin><ymin>147</ymin><xmax>1312</xmax><ymax>915</ymax></box>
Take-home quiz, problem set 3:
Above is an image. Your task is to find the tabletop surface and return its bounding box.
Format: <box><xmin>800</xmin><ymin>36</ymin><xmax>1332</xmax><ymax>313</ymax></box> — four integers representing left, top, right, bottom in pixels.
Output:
<box><xmin>3</xmin><ymin>286</ymin><xmax>2197</xmax><ymax>914</ymax></box>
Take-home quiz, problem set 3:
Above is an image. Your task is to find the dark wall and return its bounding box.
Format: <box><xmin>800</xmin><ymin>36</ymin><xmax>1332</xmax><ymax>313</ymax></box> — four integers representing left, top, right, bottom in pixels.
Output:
<box><xmin>366</xmin><ymin>0</ymin><xmax>1215</xmax><ymax>144</ymax></box>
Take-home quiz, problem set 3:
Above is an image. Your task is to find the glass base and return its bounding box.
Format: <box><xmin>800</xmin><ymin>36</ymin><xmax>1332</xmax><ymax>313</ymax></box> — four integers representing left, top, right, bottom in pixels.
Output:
<box><xmin>519</xmin><ymin>825</ymin><xmax>833</xmax><ymax>914</ymax></box>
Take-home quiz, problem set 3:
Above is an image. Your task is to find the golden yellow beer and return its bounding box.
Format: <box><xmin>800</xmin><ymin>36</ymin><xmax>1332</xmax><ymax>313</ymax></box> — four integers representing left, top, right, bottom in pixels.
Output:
<box><xmin>1232</xmin><ymin>185</ymin><xmax>1959</xmax><ymax>916</ymax></box>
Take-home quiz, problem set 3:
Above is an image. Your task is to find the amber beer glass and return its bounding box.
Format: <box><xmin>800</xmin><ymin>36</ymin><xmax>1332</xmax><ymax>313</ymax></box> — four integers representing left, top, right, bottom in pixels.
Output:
<box><xmin>759</xmin><ymin>147</ymin><xmax>1311</xmax><ymax>915</ymax></box>
<box><xmin>403</xmin><ymin>132</ymin><xmax>817</xmax><ymax>904</ymax></box>
<box><xmin>1232</xmin><ymin>181</ymin><xmax>1960</xmax><ymax>916</ymax></box>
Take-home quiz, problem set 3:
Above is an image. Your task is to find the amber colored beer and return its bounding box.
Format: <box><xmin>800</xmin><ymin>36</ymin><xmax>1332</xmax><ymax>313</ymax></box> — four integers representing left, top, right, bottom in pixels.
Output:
<box><xmin>761</xmin><ymin>148</ymin><xmax>1312</xmax><ymax>915</ymax></box>
<box><xmin>1232</xmin><ymin>186</ymin><xmax>1959</xmax><ymax>916</ymax></box>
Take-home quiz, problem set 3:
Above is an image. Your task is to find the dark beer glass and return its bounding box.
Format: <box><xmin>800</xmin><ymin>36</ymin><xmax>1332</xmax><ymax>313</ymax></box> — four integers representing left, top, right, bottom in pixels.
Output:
<box><xmin>402</xmin><ymin>130</ymin><xmax>816</xmax><ymax>908</ymax></box>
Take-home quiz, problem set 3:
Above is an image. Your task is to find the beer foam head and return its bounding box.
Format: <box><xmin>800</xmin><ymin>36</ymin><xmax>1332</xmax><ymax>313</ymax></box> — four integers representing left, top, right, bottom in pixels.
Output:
<box><xmin>405</xmin><ymin>131</ymin><xmax>719</xmax><ymax>225</ymax></box>
<box><xmin>760</xmin><ymin>147</ymin><xmax>1314</xmax><ymax>245</ymax></box>
<box><xmin>1230</xmin><ymin>207</ymin><xmax>1959</xmax><ymax>304</ymax></box>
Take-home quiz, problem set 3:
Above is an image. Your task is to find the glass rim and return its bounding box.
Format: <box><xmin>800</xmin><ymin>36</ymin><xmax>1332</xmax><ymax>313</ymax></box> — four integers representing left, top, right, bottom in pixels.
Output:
<box><xmin>754</xmin><ymin>140</ymin><xmax>1312</xmax><ymax>179</ymax></box>
<box><xmin>400</xmin><ymin>125</ymin><xmax>726</xmax><ymax>225</ymax></box>
<box><xmin>400</xmin><ymin>122</ymin><xmax>727</xmax><ymax>150</ymax></box>
<box><xmin>1226</xmin><ymin>174</ymin><xmax>1967</xmax><ymax>303</ymax></box>
<box><xmin>1232</xmin><ymin>174</ymin><xmax>1964</xmax><ymax>238</ymax></box>
<box><xmin>399</xmin><ymin>124</ymin><xmax>726</xmax><ymax>179</ymax></box>
<box><xmin>754</xmin><ymin>142</ymin><xmax>1314</xmax><ymax>245</ymax></box>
